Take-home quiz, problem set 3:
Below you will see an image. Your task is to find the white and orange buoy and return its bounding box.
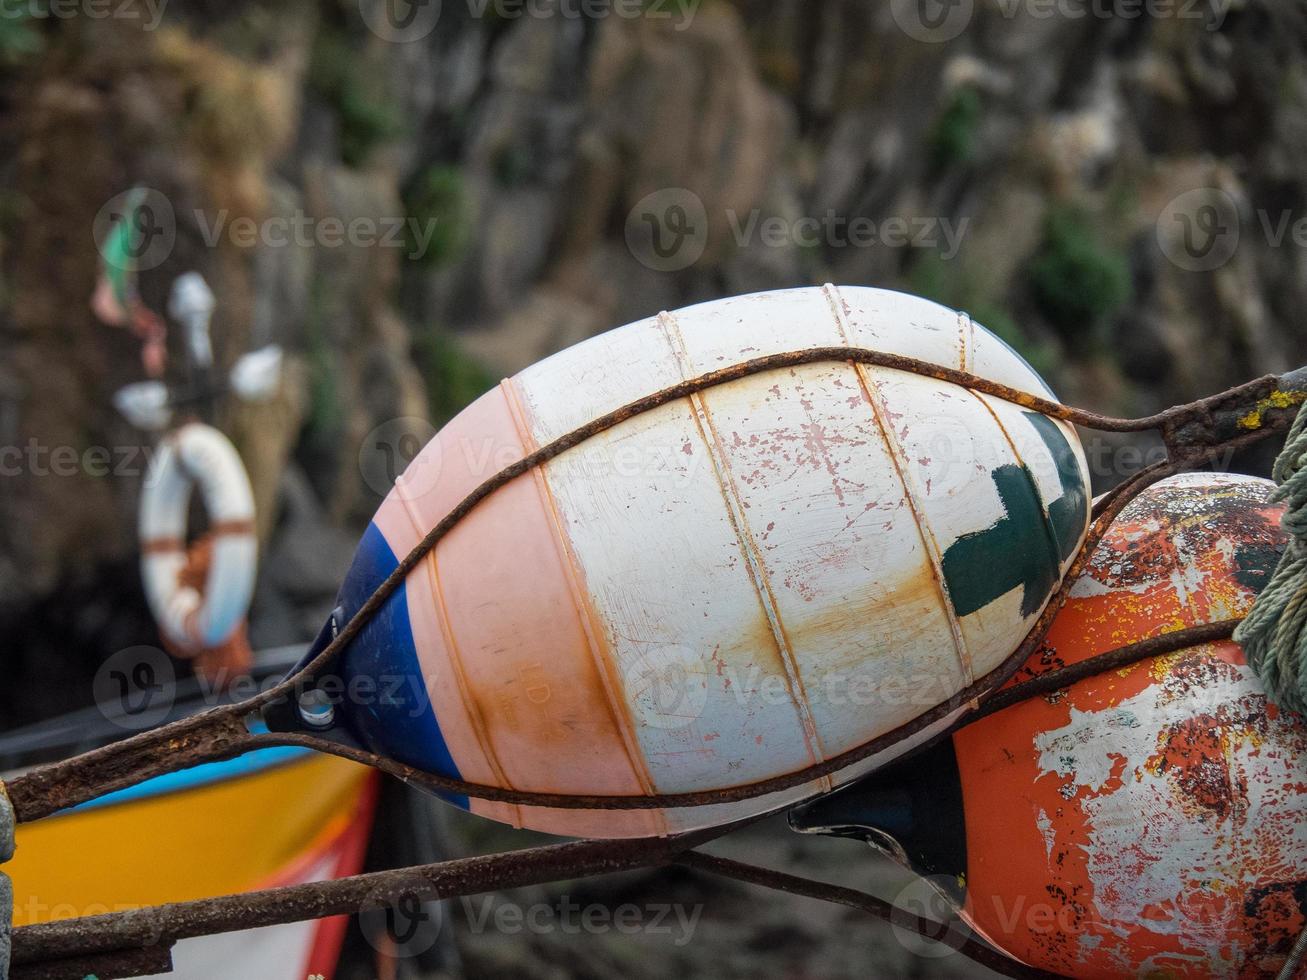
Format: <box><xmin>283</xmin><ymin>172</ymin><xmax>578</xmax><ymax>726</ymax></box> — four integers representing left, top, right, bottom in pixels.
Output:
<box><xmin>793</xmin><ymin>473</ymin><xmax>1307</xmax><ymax>977</ymax></box>
<box><xmin>278</xmin><ymin>285</ymin><xmax>1091</xmax><ymax>837</ymax></box>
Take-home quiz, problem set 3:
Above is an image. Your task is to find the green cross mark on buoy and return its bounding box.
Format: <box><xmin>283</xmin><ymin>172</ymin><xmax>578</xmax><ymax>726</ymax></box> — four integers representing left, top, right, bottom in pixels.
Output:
<box><xmin>941</xmin><ymin>413</ymin><xmax>1087</xmax><ymax>618</ymax></box>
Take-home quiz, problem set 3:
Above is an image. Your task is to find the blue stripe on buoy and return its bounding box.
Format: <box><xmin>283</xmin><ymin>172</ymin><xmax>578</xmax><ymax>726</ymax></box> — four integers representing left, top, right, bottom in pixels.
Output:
<box><xmin>337</xmin><ymin>523</ymin><xmax>468</xmax><ymax>810</ymax></box>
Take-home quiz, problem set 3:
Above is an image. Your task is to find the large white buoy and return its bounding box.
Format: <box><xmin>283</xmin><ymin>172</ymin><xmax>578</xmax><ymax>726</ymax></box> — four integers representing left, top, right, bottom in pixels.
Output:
<box><xmin>280</xmin><ymin>284</ymin><xmax>1091</xmax><ymax>837</ymax></box>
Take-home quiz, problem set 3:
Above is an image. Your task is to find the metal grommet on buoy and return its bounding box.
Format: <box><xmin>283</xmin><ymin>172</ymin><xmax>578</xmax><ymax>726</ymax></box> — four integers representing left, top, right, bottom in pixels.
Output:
<box><xmin>297</xmin><ymin>688</ymin><xmax>336</xmax><ymax>730</ymax></box>
<box><xmin>139</xmin><ymin>422</ymin><xmax>257</xmax><ymax>652</ymax></box>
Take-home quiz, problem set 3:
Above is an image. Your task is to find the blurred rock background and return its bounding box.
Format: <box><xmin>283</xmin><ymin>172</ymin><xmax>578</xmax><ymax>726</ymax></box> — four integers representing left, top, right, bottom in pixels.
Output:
<box><xmin>0</xmin><ymin>0</ymin><xmax>1304</xmax><ymax>975</ymax></box>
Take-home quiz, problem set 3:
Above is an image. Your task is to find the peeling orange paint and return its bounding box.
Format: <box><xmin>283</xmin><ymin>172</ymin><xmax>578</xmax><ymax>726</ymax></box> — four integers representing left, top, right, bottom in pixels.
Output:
<box><xmin>954</xmin><ymin>474</ymin><xmax>1307</xmax><ymax>978</ymax></box>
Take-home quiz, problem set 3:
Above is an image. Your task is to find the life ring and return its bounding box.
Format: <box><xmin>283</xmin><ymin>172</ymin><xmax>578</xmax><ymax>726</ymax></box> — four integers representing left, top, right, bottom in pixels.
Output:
<box><xmin>139</xmin><ymin>422</ymin><xmax>257</xmax><ymax>651</ymax></box>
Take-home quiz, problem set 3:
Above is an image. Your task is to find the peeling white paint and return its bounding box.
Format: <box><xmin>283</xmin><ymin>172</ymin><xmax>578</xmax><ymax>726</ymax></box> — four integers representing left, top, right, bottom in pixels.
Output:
<box><xmin>1034</xmin><ymin>660</ymin><xmax>1307</xmax><ymax>964</ymax></box>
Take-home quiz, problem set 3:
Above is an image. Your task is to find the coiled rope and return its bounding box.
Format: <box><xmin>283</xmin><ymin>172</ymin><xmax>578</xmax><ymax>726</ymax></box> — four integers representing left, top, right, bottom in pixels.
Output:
<box><xmin>1235</xmin><ymin>401</ymin><xmax>1307</xmax><ymax>717</ymax></box>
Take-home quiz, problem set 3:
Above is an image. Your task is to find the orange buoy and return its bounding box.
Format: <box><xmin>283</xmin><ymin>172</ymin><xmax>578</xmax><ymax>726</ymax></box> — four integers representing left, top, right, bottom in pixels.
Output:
<box><xmin>792</xmin><ymin>473</ymin><xmax>1307</xmax><ymax>977</ymax></box>
<box><xmin>274</xmin><ymin>285</ymin><xmax>1091</xmax><ymax>837</ymax></box>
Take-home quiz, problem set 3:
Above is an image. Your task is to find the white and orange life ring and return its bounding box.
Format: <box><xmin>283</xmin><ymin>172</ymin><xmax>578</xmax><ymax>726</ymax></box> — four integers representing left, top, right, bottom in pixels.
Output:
<box><xmin>139</xmin><ymin>422</ymin><xmax>257</xmax><ymax>652</ymax></box>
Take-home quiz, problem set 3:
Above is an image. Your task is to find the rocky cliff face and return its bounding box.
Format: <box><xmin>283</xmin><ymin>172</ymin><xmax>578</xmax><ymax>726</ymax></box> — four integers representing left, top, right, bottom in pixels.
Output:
<box><xmin>1</xmin><ymin>4</ymin><xmax>1304</xmax><ymax>976</ymax></box>
<box><xmin>1</xmin><ymin>1</ymin><xmax>1305</xmax><ymax>713</ymax></box>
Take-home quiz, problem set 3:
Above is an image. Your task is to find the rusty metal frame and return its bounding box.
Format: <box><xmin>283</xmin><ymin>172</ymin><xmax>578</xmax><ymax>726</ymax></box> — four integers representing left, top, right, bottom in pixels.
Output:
<box><xmin>6</xmin><ymin>351</ymin><xmax>1307</xmax><ymax>978</ymax></box>
<box><xmin>5</xmin><ymin>622</ymin><xmax>1241</xmax><ymax>980</ymax></box>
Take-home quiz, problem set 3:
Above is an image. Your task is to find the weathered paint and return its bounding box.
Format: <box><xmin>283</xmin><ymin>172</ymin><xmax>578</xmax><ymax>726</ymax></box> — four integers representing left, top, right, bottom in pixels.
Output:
<box><xmin>313</xmin><ymin>285</ymin><xmax>1090</xmax><ymax>837</ymax></box>
<box><xmin>955</xmin><ymin>473</ymin><xmax>1307</xmax><ymax>978</ymax></box>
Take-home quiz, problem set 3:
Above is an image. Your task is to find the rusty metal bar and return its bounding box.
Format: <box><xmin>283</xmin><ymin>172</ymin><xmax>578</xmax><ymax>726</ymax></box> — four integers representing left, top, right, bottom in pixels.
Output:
<box><xmin>5</xmin><ymin>709</ymin><xmax>259</xmax><ymax>822</ymax></box>
<box><xmin>674</xmin><ymin>851</ymin><xmax>1065</xmax><ymax>980</ymax></box>
<box><xmin>10</xmin><ymin>819</ymin><xmax>1083</xmax><ymax>980</ymax></box>
<box><xmin>10</xmin><ymin>944</ymin><xmax>174</xmax><ymax>980</ymax></box>
<box><xmin>9</xmin><ymin>826</ymin><xmax>734</xmax><ymax>970</ymax></box>
<box><xmin>10</xmin><ymin>355</ymin><xmax>1304</xmax><ymax>823</ymax></box>
<box><xmin>963</xmin><ymin>620</ymin><xmax>1242</xmax><ymax>725</ymax></box>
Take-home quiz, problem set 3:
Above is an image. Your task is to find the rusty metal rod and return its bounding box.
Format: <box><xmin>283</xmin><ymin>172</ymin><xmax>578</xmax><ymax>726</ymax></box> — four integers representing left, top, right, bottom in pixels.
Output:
<box><xmin>9</xmin><ymin>826</ymin><xmax>734</xmax><ymax>969</ymax></box>
<box><xmin>7</xmin><ymin>619</ymin><xmax>1250</xmax><ymax>973</ymax></box>
<box><xmin>10</xmin><ymin>944</ymin><xmax>174</xmax><ymax>980</ymax></box>
<box><xmin>675</xmin><ymin>851</ymin><xmax>1066</xmax><ymax>980</ymax></box>
<box><xmin>963</xmin><ymin>619</ymin><xmax>1243</xmax><ymax>725</ymax></box>
<box><xmin>9</xmin><ymin>355</ymin><xmax>1303</xmax><ymax>822</ymax></box>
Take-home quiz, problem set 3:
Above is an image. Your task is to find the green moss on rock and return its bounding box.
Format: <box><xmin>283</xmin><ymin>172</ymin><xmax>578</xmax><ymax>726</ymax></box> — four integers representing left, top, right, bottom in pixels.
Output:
<box><xmin>404</xmin><ymin>165</ymin><xmax>469</xmax><ymax>268</ymax></box>
<box><xmin>1028</xmin><ymin>205</ymin><xmax>1131</xmax><ymax>343</ymax></box>
<box><xmin>308</xmin><ymin>30</ymin><xmax>403</xmax><ymax>169</ymax></box>
<box><xmin>930</xmin><ymin>87</ymin><xmax>982</xmax><ymax>171</ymax></box>
<box><xmin>415</xmin><ymin>328</ymin><xmax>495</xmax><ymax>426</ymax></box>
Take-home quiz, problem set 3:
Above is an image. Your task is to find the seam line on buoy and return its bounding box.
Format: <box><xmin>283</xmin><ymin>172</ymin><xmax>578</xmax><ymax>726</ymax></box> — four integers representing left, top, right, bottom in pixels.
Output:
<box><xmin>499</xmin><ymin>377</ymin><xmax>666</xmax><ymax>836</ymax></box>
<box><xmin>393</xmin><ymin>468</ymin><xmax>525</xmax><ymax>829</ymax></box>
<box><xmin>823</xmin><ymin>283</ymin><xmax>976</xmax><ymax>688</ymax></box>
<box><xmin>958</xmin><ymin>311</ymin><xmax>975</xmax><ymax>373</ymax></box>
<box><xmin>657</xmin><ymin>311</ymin><xmax>831</xmax><ymax>790</ymax></box>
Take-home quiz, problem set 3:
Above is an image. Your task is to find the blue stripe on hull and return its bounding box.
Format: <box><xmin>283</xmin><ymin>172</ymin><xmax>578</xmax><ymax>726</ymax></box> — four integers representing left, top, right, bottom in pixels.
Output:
<box><xmin>68</xmin><ymin>746</ymin><xmax>310</xmax><ymax>813</ymax></box>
